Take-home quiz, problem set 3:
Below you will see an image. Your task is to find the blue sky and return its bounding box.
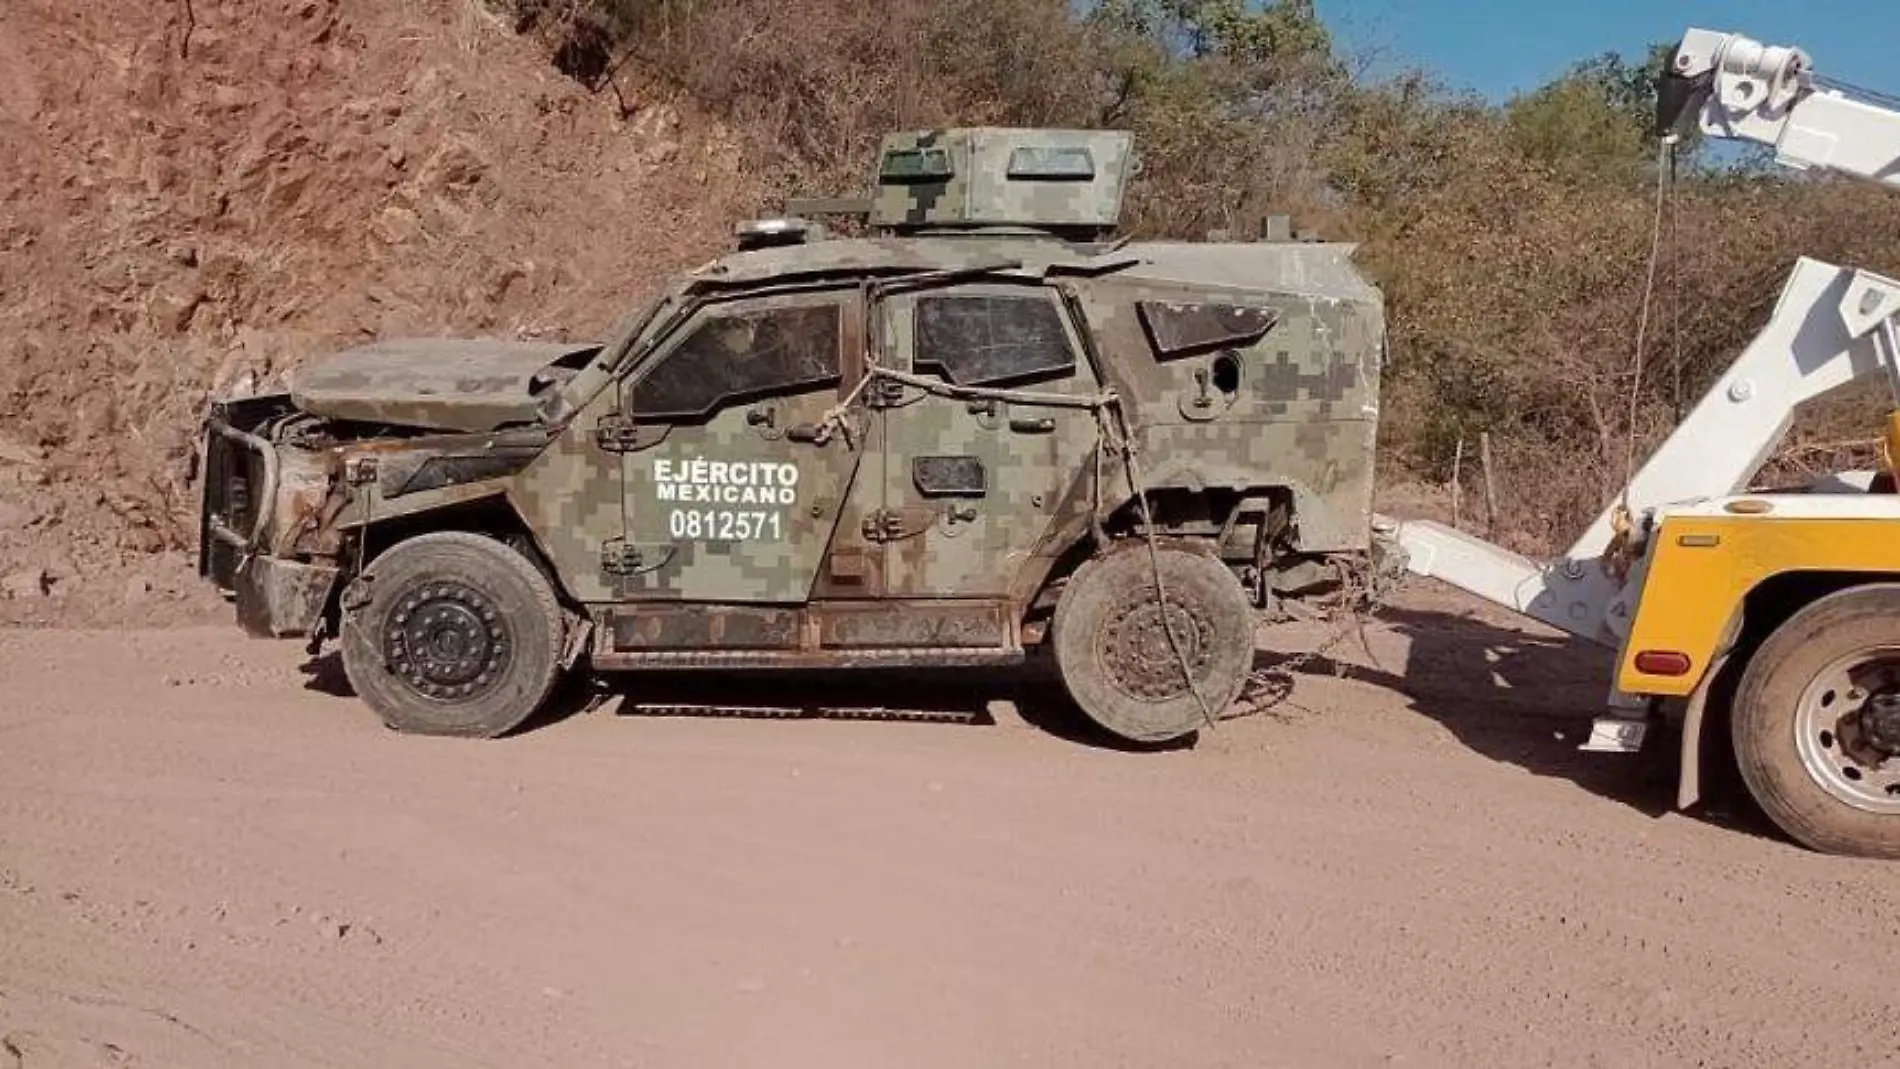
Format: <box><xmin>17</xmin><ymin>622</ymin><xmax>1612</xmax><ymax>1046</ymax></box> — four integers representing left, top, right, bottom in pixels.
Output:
<box><xmin>1317</xmin><ymin>0</ymin><xmax>1891</xmax><ymax>101</ymax></box>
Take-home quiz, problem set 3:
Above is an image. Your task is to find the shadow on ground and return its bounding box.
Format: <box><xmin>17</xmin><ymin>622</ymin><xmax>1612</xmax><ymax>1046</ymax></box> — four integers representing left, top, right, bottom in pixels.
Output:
<box><xmin>589</xmin><ymin>660</ymin><xmax>1199</xmax><ymax>755</ymax></box>
<box><xmin>1248</xmin><ymin>605</ymin><xmax>1779</xmax><ymax>842</ymax></box>
<box><xmin>300</xmin><ymin>608</ymin><xmax>1779</xmax><ymax>840</ymax></box>
<box><xmin>300</xmin><ymin>651</ymin><xmax>353</xmax><ymax>698</ymax></box>
<box><xmin>297</xmin><ymin>648</ymin><xmax>1183</xmax><ymax>751</ymax></box>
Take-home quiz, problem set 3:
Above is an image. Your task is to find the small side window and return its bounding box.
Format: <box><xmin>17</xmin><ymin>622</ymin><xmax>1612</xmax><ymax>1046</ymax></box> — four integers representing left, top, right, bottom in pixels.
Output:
<box><xmin>881</xmin><ymin>147</ymin><xmax>953</xmax><ymax>182</ymax></box>
<box><xmin>633</xmin><ymin>303</ymin><xmax>841</xmax><ymax>419</ymax></box>
<box><xmin>1137</xmin><ymin>300</ymin><xmax>1278</xmax><ymax>359</ymax></box>
<box><xmin>914</xmin><ymin>294</ymin><xmax>1076</xmax><ymax>387</ymax></box>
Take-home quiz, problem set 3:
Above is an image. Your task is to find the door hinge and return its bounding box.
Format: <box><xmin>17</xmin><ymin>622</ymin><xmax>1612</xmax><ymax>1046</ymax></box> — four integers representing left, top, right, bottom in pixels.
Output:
<box><xmin>865</xmin><ymin>377</ymin><xmax>907</xmax><ymax>408</ymax></box>
<box><xmin>599</xmin><ymin>538</ymin><xmax>676</xmax><ymax>580</ymax></box>
<box><xmin>860</xmin><ymin>506</ymin><xmax>934</xmax><ymax>543</ymax></box>
<box><xmin>861</xmin><ymin>509</ymin><xmax>901</xmax><ymax>542</ymax></box>
<box><xmin>594</xmin><ymin>414</ymin><xmax>668</xmax><ymax>454</ymax></box>
<box><xmin>600</xmin><ymin>538</ymin><xmax>645</xmax><ymax>575</ymax></box>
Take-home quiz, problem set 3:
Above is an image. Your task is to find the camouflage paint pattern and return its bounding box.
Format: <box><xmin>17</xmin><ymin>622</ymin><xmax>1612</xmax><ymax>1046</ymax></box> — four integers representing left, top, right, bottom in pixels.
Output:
<box><xmin>512</xmin><ymin>288</ymin><xmax>871</xmax><ymax>606</ymax></box>
<box><xmin>870</xmin><ymin>128</ymin><xmax>1136</xmax><ymax>236</ymax></box>
<box><xmin>507</xmin><ymin>385</ymin><xmax>624</xmax><ymax>604</ymax></box>
<box><xmin>872</xmin><ymin>284</ymin><xmax>1104</xmax><ymax>597</ymax></box>
<box><xmin>608</xmin><ymin>388</ymin><xmax>863</xmax><ymax>603</ymax></box>
<box><xmin>292</xmin><ymin>339</ymin><xmax>601</xmax><ymax>433</ymax></box>
<box><xmin>1062</xmin><ymin>241</ymin><xmax>1384</xmax><ymax>552</ymax></box>
<box><xmin>197</xmin><ymin>126</ymin><xmax>1387</xmax><ymax>659</ymax></box>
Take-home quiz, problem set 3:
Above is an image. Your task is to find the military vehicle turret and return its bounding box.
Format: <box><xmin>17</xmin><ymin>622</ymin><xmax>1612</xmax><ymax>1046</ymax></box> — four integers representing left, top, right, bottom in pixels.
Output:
<box><xmin>197</xmin><ymin>127</ymin><xmax>1386</xmax><ymax>743</ymax></box>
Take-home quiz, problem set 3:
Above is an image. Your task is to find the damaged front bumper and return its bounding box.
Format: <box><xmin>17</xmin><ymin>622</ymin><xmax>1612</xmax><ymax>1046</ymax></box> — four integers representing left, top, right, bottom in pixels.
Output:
<box><xmin>197</xmin><ymin>397</ymin><xmax>340</xmax><ymax>639</ymax></box>
<box><xmin>232</xmin><ymin>555</ymin><xmax>340</xmax><ymax>638</ymax></box>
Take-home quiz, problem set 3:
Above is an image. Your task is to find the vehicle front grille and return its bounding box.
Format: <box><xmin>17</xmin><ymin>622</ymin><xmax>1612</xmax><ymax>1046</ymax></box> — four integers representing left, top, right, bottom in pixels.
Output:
<box><xmin>197</xmin><ymin>403</ymin><xmax>282</xmax><ymax>591</ymax></box>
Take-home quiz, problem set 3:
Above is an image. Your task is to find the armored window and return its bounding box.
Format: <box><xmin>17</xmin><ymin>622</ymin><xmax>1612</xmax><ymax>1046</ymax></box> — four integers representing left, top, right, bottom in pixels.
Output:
<box><xmin>913</xmin><ymin>294</ymin><xmax>1076</xmax><ymax>387</ymax></box>
<box><xmin>1006</xmin><ymin>146</ymin><xmax>1094</xmax><ymax>180</ymax></box>
<box><xmin>1137</xmin><ymin>300</ymin><xmax>1279</xmax><ymax>359</ymax></box>
<box><xmin>880</xmin><ymin>147</ymin><xmax>953</xmax><ymax>182</ymax></box>
<box><xmin>632</xmin><ymin>303</ymin><xmax>841</xmax><ymax>419</ymax></box>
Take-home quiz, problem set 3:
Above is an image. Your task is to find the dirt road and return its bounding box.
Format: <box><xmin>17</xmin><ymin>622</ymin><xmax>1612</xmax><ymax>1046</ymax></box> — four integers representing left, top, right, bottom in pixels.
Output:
<box><xmin>3</xmin><ymin>587</ymin><xmax>1897</xmax><ymax>1069</ymax></box>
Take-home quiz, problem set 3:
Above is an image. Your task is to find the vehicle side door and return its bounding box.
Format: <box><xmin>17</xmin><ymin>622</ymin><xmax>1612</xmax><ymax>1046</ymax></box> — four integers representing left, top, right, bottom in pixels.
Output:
<box><xmin>607</xmin><ymin>289</ymin><xmax>866</xmax><ymax>605</ymax></box>
<box><xmin>873</xmin><ymin>282</ymin><xmax>1101</xmax><ymax>598</ymax></box>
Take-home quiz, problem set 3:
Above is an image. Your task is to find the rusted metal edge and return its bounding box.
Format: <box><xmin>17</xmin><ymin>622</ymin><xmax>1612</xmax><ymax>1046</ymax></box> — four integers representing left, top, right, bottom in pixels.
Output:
<box><xmin>591</xmin><ymin>647</ymin><xmax>1026</xmax><ymax>671</ymax></box>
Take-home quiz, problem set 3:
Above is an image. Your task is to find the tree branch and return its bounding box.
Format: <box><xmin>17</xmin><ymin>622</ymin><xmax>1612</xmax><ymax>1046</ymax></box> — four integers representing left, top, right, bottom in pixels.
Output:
<box><xmin>177</xmin><ymin>0</ymin><xmax>195</xmax><ymax>58</ymax></box>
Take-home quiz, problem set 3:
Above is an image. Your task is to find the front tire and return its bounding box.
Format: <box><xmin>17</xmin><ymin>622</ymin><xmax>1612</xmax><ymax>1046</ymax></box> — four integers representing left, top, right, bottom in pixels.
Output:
<box><xmin>1050</xmin><ymin>541</ymin><xmax>1255</xmax><ymax>744</ymax></box>
<box><xmin>341</xmin><ymin>531</ymin><xmax>567</xmax><ymax>739</ymax></box>
<box><xmin>1731</xmin><ymin>583</ymin><xmax>1900</xmax><ymax>858</ymax></box>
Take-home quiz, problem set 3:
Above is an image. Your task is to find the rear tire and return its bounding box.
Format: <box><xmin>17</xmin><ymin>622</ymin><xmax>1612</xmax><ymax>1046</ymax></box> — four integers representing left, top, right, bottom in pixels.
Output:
<box><xmin>1731</xmin><ymin>583</ymin><xmax>1900</xmax><ymax>858</ymax></box>
<box><xmin>341</xmin><ymin>531</ymin><xmax>567</xmax><ymax>739</ymax></box>
<box><xmin>1050</xmin><ymin>541</ymin><xmax>1254</xmax><ymax>744</ymax></box>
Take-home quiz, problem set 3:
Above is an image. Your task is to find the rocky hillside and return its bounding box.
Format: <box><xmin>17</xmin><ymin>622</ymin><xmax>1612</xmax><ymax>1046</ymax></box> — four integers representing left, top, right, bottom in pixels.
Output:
<box><xmin>10</xmin><ymin>0</ymin><xmax>1898</xmax><ymax>626</ymax></box>
<box><xmin>0</xmin><ymin>0</ymin><xmax>744</xmax><ymax>624</ymax></box>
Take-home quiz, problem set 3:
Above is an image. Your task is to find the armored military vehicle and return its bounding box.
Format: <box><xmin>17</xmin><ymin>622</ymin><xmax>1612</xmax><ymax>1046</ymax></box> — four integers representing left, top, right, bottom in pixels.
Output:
<box><xmin>197</xmin><ymin>127</ymin><xmax>1385</xmax><ymax>744</ymax></box>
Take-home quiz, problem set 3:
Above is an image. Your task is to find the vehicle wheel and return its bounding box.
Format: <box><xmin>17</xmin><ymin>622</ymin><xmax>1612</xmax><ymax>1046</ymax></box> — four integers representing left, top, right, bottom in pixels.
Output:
<box><xmin>340</xmin><ymin>531</ymin><xmax>566</xmax><ymax>739</ymax></box>
<box><xmin>1050</xmin><ymin>540</ymin><xmax>1255</xmax><ymax>743</ymax></box>
<box><xmin>1731</xmin><ymin>583</ymin><xmax>1900</xmax><ymax>858</ymax></box>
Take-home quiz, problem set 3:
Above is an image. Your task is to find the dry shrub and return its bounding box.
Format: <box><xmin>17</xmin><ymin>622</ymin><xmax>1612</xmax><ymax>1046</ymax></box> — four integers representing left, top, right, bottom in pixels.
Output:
<box><xmin>499</xmin><ymin>0</ymin><xmax>1347</xmax><ymax>234</ymax></box>
<box><xmin>1361</xmin><ymin>98</ymin><xmax>1900</xmax><ymax>545</ymax></box>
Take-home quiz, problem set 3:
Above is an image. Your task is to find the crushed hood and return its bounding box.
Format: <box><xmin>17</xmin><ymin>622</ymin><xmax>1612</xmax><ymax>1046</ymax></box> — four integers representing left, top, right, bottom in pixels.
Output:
<box><xmin>290</xmin><ymin>339</ymin><xmax>602</xmax><ymax>433</ymax></box>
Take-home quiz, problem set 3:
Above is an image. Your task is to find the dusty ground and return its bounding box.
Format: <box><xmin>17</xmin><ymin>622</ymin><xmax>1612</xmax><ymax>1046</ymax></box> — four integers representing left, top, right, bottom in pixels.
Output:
<box><xmin>4</xmin><ymin>581</ymin><xmax>1897</xmax><ymax>1069</ymax></box>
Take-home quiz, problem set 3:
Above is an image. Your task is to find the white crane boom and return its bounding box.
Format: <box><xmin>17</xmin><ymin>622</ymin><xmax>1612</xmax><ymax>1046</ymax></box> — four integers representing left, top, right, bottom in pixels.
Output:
<box><xmin>1658</xmin><ymin>28</ymin><xmax>1900</xmax><ymax>188</ymax></box>
<box><xmin>1378</xmin><ymin>26</ymin><xmax>1900</xmax><ymax>750</ymax></box>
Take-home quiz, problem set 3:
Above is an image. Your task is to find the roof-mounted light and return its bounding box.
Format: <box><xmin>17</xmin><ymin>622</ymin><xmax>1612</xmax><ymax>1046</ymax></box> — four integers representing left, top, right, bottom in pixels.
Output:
<box><xmin>734</xmin><ymin>217</ymin><xmax>820</xmax><ymax>251</ymax></box>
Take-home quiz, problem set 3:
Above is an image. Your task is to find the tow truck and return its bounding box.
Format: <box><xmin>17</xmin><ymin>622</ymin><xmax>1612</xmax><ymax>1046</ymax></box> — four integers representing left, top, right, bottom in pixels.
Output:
<box><xmin>1388</xmin><ymin>27</ymin><xmax>1900</xmax><ymax>858</ymax></box>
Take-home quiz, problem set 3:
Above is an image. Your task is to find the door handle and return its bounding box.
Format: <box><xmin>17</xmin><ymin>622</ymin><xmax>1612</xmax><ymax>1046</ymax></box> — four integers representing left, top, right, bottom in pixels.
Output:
<box><xmin>1008</xmin><ymin>416</ymin><xmax>1055</xmax><ymax>434</ymax></box>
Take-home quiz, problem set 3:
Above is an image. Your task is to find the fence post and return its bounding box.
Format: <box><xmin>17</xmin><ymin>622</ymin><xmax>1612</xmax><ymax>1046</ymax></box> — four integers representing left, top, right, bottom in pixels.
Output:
<box><xmin>1480</xmin><ymin>431</ymin><xmax>1498</xmax><ymax>537</ymax></box>
<box><xmin>1451</xmin><ymin>436</ymin><xmax>1465</xmax><ymax>530</ymax></box>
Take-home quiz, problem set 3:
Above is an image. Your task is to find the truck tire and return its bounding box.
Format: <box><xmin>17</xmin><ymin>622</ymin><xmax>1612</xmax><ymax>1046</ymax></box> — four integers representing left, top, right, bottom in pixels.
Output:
<box><xmin>1731</xmin><ymin>583</ymin><xmax>1900</xmax><ymax>858</ymax></box>
<box><xmin>340</xmin><ymin>531</ymin><xmax>566</xmax><ymax>739</ymax></box>
<box><xmin>1050</xmin><ymin>541</ymin><xmax>1254</xmax><ymax>744</ymax></box>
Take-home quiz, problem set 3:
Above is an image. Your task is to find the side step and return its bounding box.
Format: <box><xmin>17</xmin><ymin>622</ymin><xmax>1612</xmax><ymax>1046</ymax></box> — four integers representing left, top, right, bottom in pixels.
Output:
<box><xmin>1579</xmin><ymin>716</ymin><xmax>1650</xmax><ymax>753</ymax></box>
<box><xmin>592</xmin><ymin>599</ymin><xmax>1026</xmax><ymax>672</ymax></box>
<box><xmin>592</xmin><ymin>647</ymin><xmax>1025</xmax><ymax>671</ymax></box>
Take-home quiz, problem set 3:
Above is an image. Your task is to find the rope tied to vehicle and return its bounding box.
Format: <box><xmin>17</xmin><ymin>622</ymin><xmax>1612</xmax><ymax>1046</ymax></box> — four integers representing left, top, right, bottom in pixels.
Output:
<box><xmin>1093</xmin><ymin>390</ymin><xmax>1221</xmax><ymax>731</ymax></box>
<box><xmin>823</xmin><ymin>359</ymin><xmax>1219</xmax><ymax>730</ymax></box>
<box><xmin>1603</xmin><ymin>137</ymin><xmax>1681</xmax><ymax>582</ymax></box>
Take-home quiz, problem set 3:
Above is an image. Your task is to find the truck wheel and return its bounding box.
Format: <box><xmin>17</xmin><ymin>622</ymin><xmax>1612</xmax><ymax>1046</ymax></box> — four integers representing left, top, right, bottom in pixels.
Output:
<box><xmin>340</xmin><ymin>531</ymin><xmax>566</xmax><ymax>739</ymax></box>
<box><xmin>1050</xmin><ymin>541</ymin><xmax>1254</xmax><ymax>743</ymax></box>
<box><xmin>1731</xmin><ymin>583</ymin><xmax>1900</xmax><ymax>858</ymax></box>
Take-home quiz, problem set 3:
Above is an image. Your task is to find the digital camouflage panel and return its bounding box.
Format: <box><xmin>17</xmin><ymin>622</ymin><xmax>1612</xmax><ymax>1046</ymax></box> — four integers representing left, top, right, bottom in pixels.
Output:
<box><xmin>870</xmin><ymin>128</ymin><xmax>1136</xmax><ymax>237</ymax></box>
<box><xmin>195</xmin><ymin>125</ymin><xmax>1386</xmax><ymax>725</ymax></box>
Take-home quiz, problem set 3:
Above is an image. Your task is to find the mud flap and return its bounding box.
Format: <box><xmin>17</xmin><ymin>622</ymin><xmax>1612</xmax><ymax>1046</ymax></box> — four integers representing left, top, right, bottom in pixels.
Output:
<box><xmin>1675</xmin><ymin>651</ymin><xmax>1732</xmax><ymax>810</ymax></box>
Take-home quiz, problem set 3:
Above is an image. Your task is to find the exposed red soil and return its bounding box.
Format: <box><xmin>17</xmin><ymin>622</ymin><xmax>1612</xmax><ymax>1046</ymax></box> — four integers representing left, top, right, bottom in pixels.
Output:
<box><xmin>0</xmin><ymin>0</ymin><xmax>745</xmax><ymax>626</ymax></box>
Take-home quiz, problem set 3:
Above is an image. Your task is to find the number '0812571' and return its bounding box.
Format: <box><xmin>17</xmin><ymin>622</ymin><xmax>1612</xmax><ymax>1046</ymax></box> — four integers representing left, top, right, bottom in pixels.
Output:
<box><xmin>667</xmin><ymin>509</ymin><xmax>784</xmax><ymax>541</ymax></box>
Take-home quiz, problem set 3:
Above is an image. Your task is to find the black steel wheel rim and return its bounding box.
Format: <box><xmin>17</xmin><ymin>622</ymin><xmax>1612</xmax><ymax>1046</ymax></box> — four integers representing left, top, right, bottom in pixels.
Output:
<box><xmin>1097</xmin><ymin>589</ymin><xmax>1214</xmax><ymax>702</ymax></box>
<box><xmin>383</xmin><ymin>581</ymin><xmax>512</xmax><ymax>702</ymax></box>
